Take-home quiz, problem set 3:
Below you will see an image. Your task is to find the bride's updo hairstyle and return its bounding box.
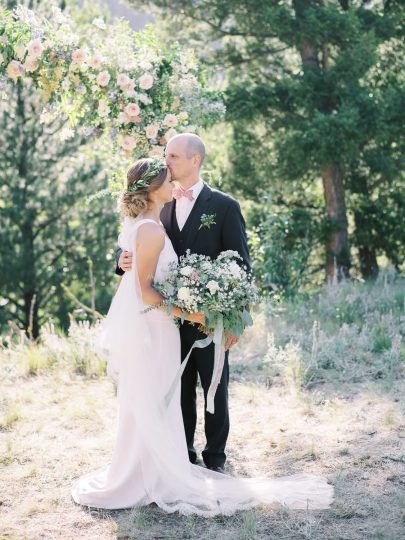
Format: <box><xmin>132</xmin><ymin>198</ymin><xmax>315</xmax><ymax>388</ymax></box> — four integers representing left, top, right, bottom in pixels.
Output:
<box><xmin>119</xmin><ymin>158</ymin><xmax>167</xmax><ymax>218</ymax></box>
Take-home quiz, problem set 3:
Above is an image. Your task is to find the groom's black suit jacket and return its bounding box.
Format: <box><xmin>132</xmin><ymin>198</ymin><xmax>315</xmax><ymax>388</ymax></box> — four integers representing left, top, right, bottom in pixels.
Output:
<box><xmin>115</xmin><ymin>183</ymin><xmax>250</xmax><ymax>275</ymax></box>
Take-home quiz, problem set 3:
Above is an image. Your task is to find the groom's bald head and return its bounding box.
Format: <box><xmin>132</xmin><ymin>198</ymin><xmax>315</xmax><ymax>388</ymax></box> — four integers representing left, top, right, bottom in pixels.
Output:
<box><xmin>166</xmin><ymin>133</ymin><xmax>205</xmax><ymax>169</ymax></box>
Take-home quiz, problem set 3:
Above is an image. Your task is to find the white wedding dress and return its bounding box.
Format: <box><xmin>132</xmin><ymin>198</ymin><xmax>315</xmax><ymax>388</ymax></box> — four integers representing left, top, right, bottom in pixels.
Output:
<box><xmin>71</xmin><ymin>217</ymin><xmax>333</xmax><ymax>515</ymax></box>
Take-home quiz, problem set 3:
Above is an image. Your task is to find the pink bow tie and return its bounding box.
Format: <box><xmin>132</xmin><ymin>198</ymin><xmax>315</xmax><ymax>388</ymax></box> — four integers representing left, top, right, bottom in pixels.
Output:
<box><xmin>173</xmin><ymin>186</ymin><xmax>194</xmax><ymax>201</ymax></box>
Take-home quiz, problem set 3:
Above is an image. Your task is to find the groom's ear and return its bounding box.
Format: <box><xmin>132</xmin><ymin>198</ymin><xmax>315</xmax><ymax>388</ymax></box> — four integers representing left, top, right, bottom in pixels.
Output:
<box><xmin>193</xmin><ymin>154</ymin><xmax>202</xmax><ymax>169</ymax></box>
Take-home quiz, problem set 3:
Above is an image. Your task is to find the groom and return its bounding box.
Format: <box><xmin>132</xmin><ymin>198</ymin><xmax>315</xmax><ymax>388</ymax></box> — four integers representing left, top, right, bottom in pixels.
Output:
<box><xmin>116</xmin><ymin>134</ymin><xmax>250</xmax><ymax>472</ymax></box>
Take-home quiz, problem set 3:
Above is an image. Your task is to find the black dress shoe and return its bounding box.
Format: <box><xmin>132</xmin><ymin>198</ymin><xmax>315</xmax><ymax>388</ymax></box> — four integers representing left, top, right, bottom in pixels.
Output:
<box><xmin>207</xmin><ymin>465</ymin><xmax>225</xmax><ymax>474</ymax></box>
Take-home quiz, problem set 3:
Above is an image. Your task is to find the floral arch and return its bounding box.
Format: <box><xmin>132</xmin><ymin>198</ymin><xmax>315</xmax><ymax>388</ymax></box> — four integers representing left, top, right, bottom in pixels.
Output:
<box><xmin>0</xmin><ymin>5</ymin><xmax>224</xmax><ymax>164</ymax></box>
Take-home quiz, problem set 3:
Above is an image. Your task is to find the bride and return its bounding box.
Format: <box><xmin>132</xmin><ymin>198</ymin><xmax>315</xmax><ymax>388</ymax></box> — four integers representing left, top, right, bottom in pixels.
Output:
<box><xmin>71</xmin><ymin>158</ymin><xmax>333</xmax><ymax>515</ymax></box>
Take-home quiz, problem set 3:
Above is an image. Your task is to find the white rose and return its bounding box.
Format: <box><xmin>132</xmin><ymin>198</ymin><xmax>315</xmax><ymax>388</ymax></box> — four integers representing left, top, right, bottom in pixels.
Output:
<box><xmin>180</xmin><ymin>266</ymin><xmax>193</xmax><ymax>277</ymax></box>
<box><xmin>207</xmin><ymin>280</ymin><xmax>220</xmax><ymax>294</ymax></box>
<box><xmin>117</xmin><ymin>112</ymin><xmax>128</xmax><ymax>124</ymax></box>
<box><xmin>178</xmin><ymin>287</ymin><xmax>191</xmax><ymax>301</ymax></box>
<box><xmin>15</xmin><ymin>44</ymin><xmax>26</xmax><ymax>60</ymax></box>
<box><xmin>228</xmin><ymin>261</ymin><xmax>241</xmax><ymax>278</ymax></box>
<box><xmin>98</xmin><ymin>100</ymin><xmax>110</xmax><ymax>117</ymax></box>
<box><xmin>139</xmin><ymin>73</ymin><xmax>154</xmax><ymax>90</ymax></box>
<box><xmin>96</xmin><ymin>70</ymin><xmax>110</xmax><ymax>87</ymax></box>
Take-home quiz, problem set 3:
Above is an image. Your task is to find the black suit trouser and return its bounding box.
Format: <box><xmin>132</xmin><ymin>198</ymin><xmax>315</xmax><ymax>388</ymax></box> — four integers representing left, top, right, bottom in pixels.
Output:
<box><xmin>179</xmin><ymin>323</ymin><xmax>230</xmax><ymax>468</ymax></box>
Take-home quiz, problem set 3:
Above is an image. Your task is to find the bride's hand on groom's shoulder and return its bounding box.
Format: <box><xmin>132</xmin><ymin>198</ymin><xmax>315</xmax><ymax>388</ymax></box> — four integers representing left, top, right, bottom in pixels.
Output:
<box><xmin>119</xmin><ymin>251</ymin><xmax>133</xmax><ymax>272</ymax></box>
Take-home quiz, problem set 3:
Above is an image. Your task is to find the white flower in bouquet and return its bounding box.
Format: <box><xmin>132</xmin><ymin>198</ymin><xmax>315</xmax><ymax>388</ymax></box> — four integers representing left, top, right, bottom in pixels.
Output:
<box><xmin>207</xmin><ymin>280</ymin><xmax>220</xmax><ymax>294</ymax></box>
<box><xmin>178</xmin><ymin>287</ymin><xmax>191</xmax><ymax>301</ymax></box>
<box><xmin>180</xmin><ymin>266</ymin><xmax>193</xmax><ymax>277</ymax></box>
<box><xmin>228</xmin><ymin>261</ymin><xmax>241</xmax><ymax>278</ymax></box>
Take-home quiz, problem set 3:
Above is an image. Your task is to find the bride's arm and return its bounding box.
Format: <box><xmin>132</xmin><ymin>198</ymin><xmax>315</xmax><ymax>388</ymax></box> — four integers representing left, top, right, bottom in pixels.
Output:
<box><xmin>136</xmin><ymin>224</ymin><xmax>204</xmax><ymax>325</ymax></box>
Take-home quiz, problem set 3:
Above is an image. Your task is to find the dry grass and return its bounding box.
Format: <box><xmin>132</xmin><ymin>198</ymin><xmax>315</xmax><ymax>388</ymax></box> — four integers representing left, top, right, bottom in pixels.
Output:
<box><xmin>1</xmin><ymin>276</ymin><xmax>404</xmax><ymax>539</ymax></box>
<box><xmin>0</xmin><ymin>358</ymin><xmax>404</xmax><ymax>539</ymax></box>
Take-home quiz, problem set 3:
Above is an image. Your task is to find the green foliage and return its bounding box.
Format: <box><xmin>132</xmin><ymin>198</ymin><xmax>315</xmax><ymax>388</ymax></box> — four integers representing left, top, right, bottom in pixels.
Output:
<box><xmin>0</xmin><ymin>79</ymin><xmax>118</xmax><ymax>336</ymax></box>
<box><xmin>129</xmin><ymin>0</ymin><xmax>405</xmax><ymax>281</ymax></box>
<box><xmin>248</xmin><ymin>199</ymin><xmax>324</xmax><ymax>298</ymax></box>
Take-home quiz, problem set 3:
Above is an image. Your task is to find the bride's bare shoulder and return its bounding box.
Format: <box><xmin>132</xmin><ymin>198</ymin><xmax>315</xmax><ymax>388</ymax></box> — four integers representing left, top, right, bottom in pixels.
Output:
<box><xmin>136</xmin><ymin>221</ymin><xmax>165</xmax><ymax>248</ymax></box>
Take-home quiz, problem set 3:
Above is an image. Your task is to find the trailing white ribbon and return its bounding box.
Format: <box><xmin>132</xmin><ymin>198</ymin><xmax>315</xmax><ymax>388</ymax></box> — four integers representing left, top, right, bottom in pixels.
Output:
<box><xmin>164</xmin><ymin>317</ymin><xmax>226</xmax><ymax>415</ymax></box>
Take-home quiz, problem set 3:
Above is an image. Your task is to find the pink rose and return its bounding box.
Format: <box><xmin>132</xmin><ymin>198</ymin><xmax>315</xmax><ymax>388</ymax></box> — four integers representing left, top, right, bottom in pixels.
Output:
<box><xmin>149</xmin><ymin>146</ymin><xmax>165</xmax><ymax>158</ymax></box>
<box><xmin>164</xmin><ymin>128</ymin><xmax>177</xmax><ymax>142</ymax></box>
<box><xmin>72</xmin><ymin>48</ymin><xmax>87</xmax><ymax>65</ymax></box>
<box><xmin>27</xmin><ymin>38</ymin><xmax>44</xmax><ymax>59</ymax></box>
<box><xmin>145</xmin><ymin>123</ymin><xmax>159</xmax><ymax>139</ymax></box>
<box><xmin>124</xmin><ymin>103</ymin><xmax>140</xmax><ymax>118</ymax></box>
<box><xmin>6</xmin><ymin>60</ymin><xmax>24</xmax><ymax>82</ymax></box>
<box><xmin>117</xmin><ymin>73</ymin><xmax>130</xmax><ymax>88</ymax></box>
<box><xmin>119</xmin><ymin>135</ymin><xmax>137</xmax><ymax>151</ymax></box>
<box><xmin>24</xmin><ymin>56</ymin><xmax>39</xmax><ymax>73</ymax></box>
<box><xmin>139</xmin><ymin>73</ymin><xmax>154</xmax><ymax>90</ymax></box>
<box><xmin>122</xmin><ymin>79</ymin><xmax>135</xmax><ymax>93</ymax></box>
<box><xmin>89</xmin><ymin>54</ymin><xmax>103</xmax><ymax>70</ymax></box>
<box><xmin>96</xmin><ymin>70</ymin><xmax>110</xmax><ymax>87</ymax></box>
<box><xmin>163</xmin><ymin>114</ymin><xmax>178</xmax><ymax>127</ymax></box>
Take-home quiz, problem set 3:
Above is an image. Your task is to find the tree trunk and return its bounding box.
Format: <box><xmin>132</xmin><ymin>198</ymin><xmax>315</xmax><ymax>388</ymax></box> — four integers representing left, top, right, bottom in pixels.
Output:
<box><xmin>322</xmin><ymin>164</ymin><xmax>351</xmax><ymax>282</ymax></box>
<box><xmin>293</xmin><ymin>0</ymin><xmax>350</xmax><ymax>282</ymax></box>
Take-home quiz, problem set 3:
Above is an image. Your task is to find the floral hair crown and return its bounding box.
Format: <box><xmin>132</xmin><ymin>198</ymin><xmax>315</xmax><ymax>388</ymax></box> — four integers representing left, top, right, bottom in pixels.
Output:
<box><xmin>126</xmin><ymin>159</ymin><xmax>166</xmax><ymax>194</ymax></box>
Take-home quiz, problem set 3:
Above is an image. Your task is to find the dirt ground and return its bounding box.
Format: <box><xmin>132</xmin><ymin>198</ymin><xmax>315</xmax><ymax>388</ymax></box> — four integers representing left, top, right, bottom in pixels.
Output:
<box><xmin>1</xmin><ymin>355</ymin><xmax>404</xmax><ymax>540</ymax></box>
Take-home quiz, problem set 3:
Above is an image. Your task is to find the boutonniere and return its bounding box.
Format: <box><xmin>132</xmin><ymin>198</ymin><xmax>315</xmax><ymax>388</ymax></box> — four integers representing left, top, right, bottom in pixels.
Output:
<box><xmin>199</xmin><ymin>213</ymin><xmax>216</xmax><ymax>230</ymax></box>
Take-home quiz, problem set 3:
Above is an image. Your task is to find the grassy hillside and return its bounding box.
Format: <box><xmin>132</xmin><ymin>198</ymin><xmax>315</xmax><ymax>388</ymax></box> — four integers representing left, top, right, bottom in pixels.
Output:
<box><xmin>1</xmin><ymin>274</ymin><xmax>404</xmax><ymax>539</ymax></box>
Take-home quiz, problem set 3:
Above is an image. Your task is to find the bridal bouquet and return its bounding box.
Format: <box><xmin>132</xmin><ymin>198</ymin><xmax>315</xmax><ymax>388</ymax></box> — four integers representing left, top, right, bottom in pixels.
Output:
<box><xmin>154</xmin><ymin>249</ymin><xmax>257</xmax><ymax>337</ymax></box>
<box><xmin>154</xmin><ymin>250</ymin><xmax>257</xmax><ymax>414</ymax></box>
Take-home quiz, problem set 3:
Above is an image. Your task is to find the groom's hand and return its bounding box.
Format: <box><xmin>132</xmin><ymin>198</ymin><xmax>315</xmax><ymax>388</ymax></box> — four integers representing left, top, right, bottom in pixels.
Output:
<box><xmin>118</xmin><ymin>251</ymin><xmax>133</xmax><ymax>272</ymax></box>
<box><xmin>225</xmin><ymin>331</ymin><xmax>239</xmax><ymax>351</ymax></box>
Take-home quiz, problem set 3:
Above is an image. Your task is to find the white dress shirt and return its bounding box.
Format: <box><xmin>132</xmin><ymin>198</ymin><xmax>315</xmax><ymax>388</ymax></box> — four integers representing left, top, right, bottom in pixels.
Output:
<box><xmin>175</xmin><ymin>179</ymin><xmax>204</xmax><ymax>231</ymax></box>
